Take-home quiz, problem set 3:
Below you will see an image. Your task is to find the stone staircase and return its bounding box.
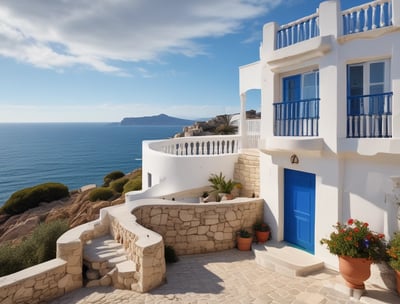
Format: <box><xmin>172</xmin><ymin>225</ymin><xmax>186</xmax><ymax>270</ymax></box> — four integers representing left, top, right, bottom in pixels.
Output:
<box><xmin>234</xmin><ymin>149</ymin><xmax>260</xmax><ymax>198</ymax></box>
<box><xmin>83</xmin><ymin>235</ymin><xmax>137</xmax><ymax>289</ymax></box>
<box><xmin>252</xmin><ymin>241</ymin><xmax>324</xmax><ymax>276</ymax></box>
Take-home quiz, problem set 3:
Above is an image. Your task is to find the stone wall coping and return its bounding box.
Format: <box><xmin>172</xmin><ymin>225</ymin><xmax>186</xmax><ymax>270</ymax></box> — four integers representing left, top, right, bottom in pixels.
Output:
<box><xmin>0</xmin><ymin>258</ymin><xmax>66</xmax><ymax>288</ymax></box>
<box><xmin>57</xmin><ymin>220</ymin><xmax>99</xmax><ymax>245</ymax></box>
<box><xmin>106</xmin><ymin>204</ymin><xmax>163</xmax><ymax>248</ymax></box>
<box><xmin>129</xmin><ymin>197</ymin><xmax>261</xmax><ymax>210</ymax></box>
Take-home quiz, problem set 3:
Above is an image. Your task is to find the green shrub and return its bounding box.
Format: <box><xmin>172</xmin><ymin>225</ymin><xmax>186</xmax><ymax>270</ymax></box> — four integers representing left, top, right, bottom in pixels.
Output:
<box><xmin>1</xmin><ymin>183</ymin><xmax>69</xmax><ymax>215</ymax></box>
<box><xmin>88</xmin><ymin>187</ymin><xmax>114</xmax><ymax>202</ymax></box>
<box><xmin>0</xmin><ymin>219</ymin><xmax>69</xmax><ymax>276</ymax></box>
<box><xmin>123</xmin><ymin>178</ymin><xmax>142</xmax><ymax>193</ymax></box>
<box><xmin>164</xmin><ymin>245</ymin><xmax>179</xmax><ymax>263</ymax></box>
<box><xmin>103</xmin><ymin>170</ymin><xmax>125</xmax><ymax>187</ymax></box>
<box><xmin>30</xmin><ymin>220</ymin><xmax>69</xmax><ymax>263</ymax></box>
<box><xmin>110</xmin><ymin>178</ymin><xmax>128</xmax><ymax>193</ymax></box>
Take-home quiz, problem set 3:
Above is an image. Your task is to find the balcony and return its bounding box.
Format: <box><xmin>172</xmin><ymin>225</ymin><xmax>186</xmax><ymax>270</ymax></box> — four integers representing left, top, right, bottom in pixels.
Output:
<box><xmin>148</xmin><ymin>135</ymin><xmax>240</xmax><ymax>156</ymax></box>
<box><xmin>273</xmin><ymin>98</ymin><xmax>320</xmax><ymax>137</ymax></box>
<box><xmin>275</xmin><ymin>0</ymin><xmax>394</xmax><ymax>50</ymax></box>
<box><xmin>347</xmin><ymin>92</ymin><xmax>392</xmax><ymax>138</ymax></box>
<box><xmin>342</xmin><ymin>0</ymin><xmax>392</xmax><ymax>35</ymax></box>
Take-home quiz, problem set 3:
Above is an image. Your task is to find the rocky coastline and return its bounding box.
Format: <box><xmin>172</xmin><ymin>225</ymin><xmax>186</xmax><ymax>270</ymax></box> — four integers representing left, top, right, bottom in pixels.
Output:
<box><xmin>0</xmin><ymin>169</ymin><xmax>140</xmax><ymax>246</ymax></box>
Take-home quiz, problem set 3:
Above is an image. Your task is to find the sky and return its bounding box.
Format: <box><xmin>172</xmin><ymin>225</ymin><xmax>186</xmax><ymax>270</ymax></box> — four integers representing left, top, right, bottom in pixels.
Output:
<box><xmin>0</xmin><ymin>0</ymin><xmax>368</xmax><ymax>122</ymax></box>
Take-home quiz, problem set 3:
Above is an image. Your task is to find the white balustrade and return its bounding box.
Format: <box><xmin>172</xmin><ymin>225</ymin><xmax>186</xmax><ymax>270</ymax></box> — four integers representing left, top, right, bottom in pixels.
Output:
<box><xmin>149</xmin><ymin>135</ymin><xmax>241</xmax><ymax>156</ymax></box>
<box><xmin>342</xmin><ymin>0</ymin><xmax>392</xmax><ymax>35</ymax></box>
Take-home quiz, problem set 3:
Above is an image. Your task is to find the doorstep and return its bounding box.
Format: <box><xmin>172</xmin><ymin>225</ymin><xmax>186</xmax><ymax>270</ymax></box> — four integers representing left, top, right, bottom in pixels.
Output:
<box><xmin>253</xmin><ymin>241</ymin><xmax>324</xmax><ymax>277</ymax></box>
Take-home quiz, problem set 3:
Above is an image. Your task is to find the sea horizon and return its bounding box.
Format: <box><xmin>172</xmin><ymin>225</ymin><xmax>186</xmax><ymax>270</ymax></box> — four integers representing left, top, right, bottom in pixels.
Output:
<box><xmin>0</xmin><ymin>123</ymin><xmax>185</xmax><ymax>206</ymax></box>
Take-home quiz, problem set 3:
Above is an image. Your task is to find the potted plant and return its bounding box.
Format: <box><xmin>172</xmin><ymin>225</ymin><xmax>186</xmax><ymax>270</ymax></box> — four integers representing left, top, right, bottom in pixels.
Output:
<box><xmin>387</xmin><ymin>232</ymin><xmax>400</xmax><ymax>294</ymax></box>
<box><xmin>237</xmin><ymin>229</ymin><xmax>253</xmax><ymax>251</ymax></box>
<box><xmin>208</xmin><ymin>172</ymin><xmax>240</xmax><ymax>201</ymax></box>
<box><xmin>253</xmin><ymin>221</ymin><xmax>271</xmax><ymax>243</ymax></box>
<box><xmin>199</xmin><ymin>191</ymin><xmax>209</xmax><ymax>203</ymax></box>
<box><xmin>320</xmin><ymin>219</ymin><xmax>386</xmax><ymax>290</ymax></box>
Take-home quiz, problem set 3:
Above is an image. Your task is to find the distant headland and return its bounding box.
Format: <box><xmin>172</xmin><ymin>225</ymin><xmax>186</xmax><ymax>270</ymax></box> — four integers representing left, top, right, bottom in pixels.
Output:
<box><xmin>120</xmin><ymin>114</ymin><xmax>196</xmax><ymax>126</ymax></box>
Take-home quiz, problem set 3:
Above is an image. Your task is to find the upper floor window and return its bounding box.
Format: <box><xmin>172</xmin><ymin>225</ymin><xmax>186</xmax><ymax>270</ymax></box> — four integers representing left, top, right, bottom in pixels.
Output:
<box><xmin>348</xmin><ymin>60</ymin><xmax>390</xmax><ymax>97</ymax></box>
<box><xmin>283</xmin><ymin>71</ymin><xmax>319</xmax><ymax>102</ymax></box>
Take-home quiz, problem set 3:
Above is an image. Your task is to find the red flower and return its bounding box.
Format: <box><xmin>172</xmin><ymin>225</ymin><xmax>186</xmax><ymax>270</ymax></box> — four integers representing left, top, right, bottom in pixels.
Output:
<box><xmin>347</xmin><ymin>218</ymin><xmax>354</xmax><ymax>225</ymax></box>
<box><xmin>363</xmin><ymin>223</ymin><xmax>369</xmax><ymax>228</ymax></box>
<box><xmin>378</xmin><ymin>233</ymin><xmax>385</xmax><ymax>239</ymax></box>
<box><xmin>354</xmin><ymin>227</ymin><xmax>360</xmax><ymax>233</ymax></box>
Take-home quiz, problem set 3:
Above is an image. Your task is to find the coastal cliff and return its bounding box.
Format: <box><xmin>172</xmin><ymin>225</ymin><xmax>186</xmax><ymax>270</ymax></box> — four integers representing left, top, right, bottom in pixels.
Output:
<box><xmin>0</xmin><ymin>170</ymin><xmax>140</xmax><ymax>245</ymax></box>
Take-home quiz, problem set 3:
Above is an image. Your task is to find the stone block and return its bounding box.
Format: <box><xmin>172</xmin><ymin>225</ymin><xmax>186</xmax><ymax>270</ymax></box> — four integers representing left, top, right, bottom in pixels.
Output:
<box><xmin>214</xmin><ymin>232</ymin><xmax>224</xmax><ymax>241</ymax></box>
<box><xmin>179</xmin><ymin>210</ymin><xmax>193</xmax><ymax>221</ymax></box>
<box><xmin>198</xmin><ymin>226</ymin><xmax>209</xmax><ymax>234</ymax></box>
<box><xmin>225</xmin><ymin>210</ymin><xmax>236</xmax><ymax>221</ymax></box>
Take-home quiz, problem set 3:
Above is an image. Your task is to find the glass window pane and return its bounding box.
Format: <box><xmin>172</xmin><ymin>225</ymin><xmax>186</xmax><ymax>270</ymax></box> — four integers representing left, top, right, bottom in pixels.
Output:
<box><xmin>370</xmin><ymin>84</ymin><xmax>384</xmax><ymax>94</ymax></box>
<box><xmin>370</xmin><ymin>62</ymin><xmax>384</xmax><ymax>83</ymax></box>
<box><xmin>349</xmin><ymin>66</ymin><xmax>363</xmax><ymax>96</ymax></box>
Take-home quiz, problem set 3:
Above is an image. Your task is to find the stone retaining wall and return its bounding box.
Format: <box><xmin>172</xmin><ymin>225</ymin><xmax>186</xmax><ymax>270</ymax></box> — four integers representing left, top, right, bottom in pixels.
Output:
<box><xmin>132</xmin><ymin>198</ymin><xmax>263</xmax><ymax>255</ymax></box>
<box><xmin>0</xmin><ymin>259</ymin><xmax>68</xmax><ymax>304</ymax></box>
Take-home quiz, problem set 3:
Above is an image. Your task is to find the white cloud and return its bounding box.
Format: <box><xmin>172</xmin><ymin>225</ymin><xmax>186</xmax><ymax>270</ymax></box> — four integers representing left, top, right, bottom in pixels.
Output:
<box><xmin>0</xmin><ymin>0</ymin><xmax>280</xmax><ymax>74</ymax></box>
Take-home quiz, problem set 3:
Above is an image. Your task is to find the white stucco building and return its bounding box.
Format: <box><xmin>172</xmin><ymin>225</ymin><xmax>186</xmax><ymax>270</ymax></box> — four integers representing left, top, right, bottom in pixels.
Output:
<box><xmin>128</xmin><ymin>0</ymin><xmax>400</xmax><ymax>269</ymax></box>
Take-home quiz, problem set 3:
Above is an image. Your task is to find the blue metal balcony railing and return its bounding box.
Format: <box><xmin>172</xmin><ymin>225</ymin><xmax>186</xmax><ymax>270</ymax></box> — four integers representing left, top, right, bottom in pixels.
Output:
<box><xmin>276</xmin><ymin>13</ymin><xmax>319</xmax><ymax>49</ymax></box>
<box><xmin>273</xmin><ymin>98</ymin><xmax>320</xmax><ymax>136</ymax></box>
<box><xmin>347</xmin><ymin>92</ymin><xmax>392</xmax><ymax>138</ymax></box>
<box><xmin>342</xmin><ymin>0</ymin><xmax>392</xmax><ymax>35</ymax></box>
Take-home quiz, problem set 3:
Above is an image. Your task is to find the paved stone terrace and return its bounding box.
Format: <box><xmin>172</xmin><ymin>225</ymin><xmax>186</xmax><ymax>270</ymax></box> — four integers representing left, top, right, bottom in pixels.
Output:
<box><xmin>51</xmin><ymin>249</ymin><xmax>398</xmax><ymax>304</ymax></box>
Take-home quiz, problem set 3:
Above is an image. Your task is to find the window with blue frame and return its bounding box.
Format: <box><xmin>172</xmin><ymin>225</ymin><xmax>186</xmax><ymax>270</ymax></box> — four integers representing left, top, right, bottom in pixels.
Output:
<box><xmin>347</xmin><ymin>60</ymin><xmax>392</xmax><ymax>138</ymax></box>
<box><xmin>283</xmin><ymin>71</ymin><xmax>319</xmax><ymax>102</ymax></box>
<box><xmin>347</xmin><ymin>60</ymin><xmax>390</xmax><ymax>116</ymax></box>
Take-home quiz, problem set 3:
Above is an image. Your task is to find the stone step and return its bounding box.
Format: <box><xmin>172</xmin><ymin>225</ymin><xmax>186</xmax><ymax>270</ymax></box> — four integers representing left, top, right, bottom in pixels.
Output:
<box><xmin>253</xmin><ymin>241</ymin><xmax>324</xmax><ymax>277</ymax></box>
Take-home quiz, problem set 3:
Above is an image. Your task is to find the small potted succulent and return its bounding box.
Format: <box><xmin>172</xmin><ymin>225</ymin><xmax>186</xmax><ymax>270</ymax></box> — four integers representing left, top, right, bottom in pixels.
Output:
<box><xmin>253</xmin><ymin>221</ymin><xmax>271</xmax><ymax>243</ymax></box>
<box><xmin>387</xmin><ymin>231</ymin><xmax>400</xmax><ymax>294</ymax></box>
<box><xmin>236</xmin><ymin>229</ymin><xmax>253</xmax><ymax>251</ymax></box>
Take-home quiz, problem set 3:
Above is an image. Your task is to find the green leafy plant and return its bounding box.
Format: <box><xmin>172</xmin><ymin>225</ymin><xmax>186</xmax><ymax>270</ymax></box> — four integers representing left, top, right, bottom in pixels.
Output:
<box><xmin>103</xmin><ymin>170</ymin><xmax>125</xmax><ymax>187</ymax></box>
<box><xmin>320</xmin><ymin>219</ymin><xmax>386</xmax><ymax>262</ymax></box>
<box><xmin>164</xmin><ymin>245</ymin><xmax>179</xmax><ymax>263</ymax></box>
<box><xmin>387</xmin><ymin>232</ymin><xmax>400</xmax><ymax>271</ymax></box>
<box><xmin>0</xmin><ymin>219</ymin><xmax>69</xmax><ymax>276</ymax></box>
<box><xmin>123</xmin><ymin>178</ymin><xmax>142</xmax><ymax>193</ymax></box>
<box><xmin>208</xmin><ymin>172</ymin><xmax>240</xmax><ymax>195</ymax></box>
<box><xmin>88</xmin><ymin>187</ymin><xmax>115</xmax><ymax>202</ymax></box>
<box><xmin>109</xmin><ymin>178</ymin><xmax>128</xmax><ymax>193</ymax></box>
<box><xmin>253</xmin><ymin>222</ymin><xmax>271</xmax><ymax>232</ymax></box>
<box><xmin>1</xmin><ymin>183</ymin><xmax>69</xmax><ymax>215</ymax></box>
<box><xmin>238</xmin><ymin>229</ymin><xmax>252</xmax><ymax>238</ymax></box>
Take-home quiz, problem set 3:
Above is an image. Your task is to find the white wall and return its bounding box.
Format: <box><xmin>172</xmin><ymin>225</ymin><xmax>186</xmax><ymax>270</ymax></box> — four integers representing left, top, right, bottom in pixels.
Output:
<box><xmin>141</xmin><ymin>140</ymin><xmax>239</xmax><ymax>195</ymax></box>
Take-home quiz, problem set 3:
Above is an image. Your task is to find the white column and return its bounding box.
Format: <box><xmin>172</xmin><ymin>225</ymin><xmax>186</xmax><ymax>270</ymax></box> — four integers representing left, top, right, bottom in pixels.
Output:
<box><xmin>240</xmin><ymin>93</ymin><xmax>247</xmax><ymax>150</ymax></box>
<box><xmin>392</xmin><ymin>0</ymin><xmax>400</xmax><ymax>26</ymax></box>
<box><xmin>385</xmin><ymin>177</ymin><xmax>400</xmax><ymax>239</ymax></box>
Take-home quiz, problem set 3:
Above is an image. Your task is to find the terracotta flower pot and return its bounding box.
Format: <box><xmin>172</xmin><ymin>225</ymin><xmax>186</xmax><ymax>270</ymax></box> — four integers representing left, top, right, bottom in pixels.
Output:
<box><xmin>255</xmin><ymin>231</ymin><xmax>270</xmax><ymax>243</ymax></box>
<box><xmin>395</xmin><ymin>270</ymin><xmax>400</xmax><ymax>295</ymax></box>
<box><xmin>338</xmin><ymin>256</ymin><xmax>372</xmax><ymax>289</ymax></box>
<box><xmin>237</xmin><ymin>236</ymin><xmax>252</xmax><ymax>251</ymax></box>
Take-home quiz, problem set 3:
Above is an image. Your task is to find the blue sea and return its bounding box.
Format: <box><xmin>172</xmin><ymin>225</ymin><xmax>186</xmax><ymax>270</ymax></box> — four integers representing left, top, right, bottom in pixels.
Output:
<box><xmin>0</xmin><ymin>123</ymin><xmax>184</xmax><ymax>206</ymax></box>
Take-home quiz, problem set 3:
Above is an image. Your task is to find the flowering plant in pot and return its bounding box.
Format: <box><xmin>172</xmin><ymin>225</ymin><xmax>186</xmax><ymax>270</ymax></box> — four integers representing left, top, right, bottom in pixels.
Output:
<box><xmin>387</xmin><ymin>231</ymin><xmax>400</xmax><ymax>294</ymax></box>
<box><xmin>320</xmin><ymin>219</ymin><xmax>386</xmax><ymax>290</ymax></box>
<box><xmin>253</xmin><ymin>221</ymin><xmax>271</xmax><ymax>243</ymax></box>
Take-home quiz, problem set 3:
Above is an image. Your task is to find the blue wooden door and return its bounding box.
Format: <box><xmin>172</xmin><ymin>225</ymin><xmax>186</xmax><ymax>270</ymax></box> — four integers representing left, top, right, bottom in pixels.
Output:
<box><xmin>284</xmin><ymin>169</ymin><xmax>315</xmax><ymax>253</ymax></box>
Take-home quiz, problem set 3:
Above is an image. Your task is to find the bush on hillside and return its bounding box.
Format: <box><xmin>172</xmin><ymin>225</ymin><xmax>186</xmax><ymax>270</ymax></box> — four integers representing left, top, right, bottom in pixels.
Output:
<box><xmin>110</xmin><ymin>178</ymin><xmax>128</xmax><ymax>193</ymax></box>
<box><xmin>1</xmin><ymin>183</ymin><xmax>69</xmax><ymax>215</ymax></box>
<box><xmin>88</xmin><ymin>187</ymin><xmax>114</xmax><ymax>202</ymax></box>
<box><xmin>103</xmin><ymin>170</ymin><xmax>125</xmax><ymax>187</ymax></box>
<box><xmin>0</xmin><ymin>219</ymin><xmax>69</xmax><ymax>276</ymax></box>
<box><xmin>123</xmin><ymin>178</ymin><xmax>142</xmax><ymax>193</ymax></box>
